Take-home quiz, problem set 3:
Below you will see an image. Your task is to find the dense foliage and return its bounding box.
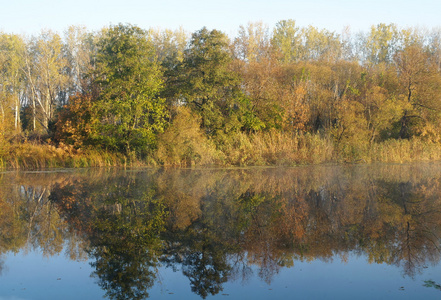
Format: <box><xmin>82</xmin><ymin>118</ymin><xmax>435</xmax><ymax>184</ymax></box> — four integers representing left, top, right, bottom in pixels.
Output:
<box><xmin>1</xmin><ymin>21</ymin><xmax>441</xmax><ymax>167</ymax></box>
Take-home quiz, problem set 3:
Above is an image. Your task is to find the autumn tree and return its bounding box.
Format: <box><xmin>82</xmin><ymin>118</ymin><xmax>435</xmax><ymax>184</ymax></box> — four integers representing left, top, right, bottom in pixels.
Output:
<box><xmin>341</xmin><ymin>62</ymin><xmax>402</xmax><ymax>143</ymax></box>
<box><xmin>54</xmin><ymin>93</ymin><xmax>97</xmax><ymax>148</ymax></box>
<box><xmin>271</xmin><ymin>19</ymin><xmax>301</xmax><ymax>63</ymax></box>
<box><xmin>427</xmin><ymin>28</ymin><xmax>441</xmax><ymax>72</ymax></box>
<box><xmin>393</xmin><ymin>44</ymin><xmax>441</xmax><ymax>139</ymax></box>
<box><xmin>233</xmin><ymin>21</ymin><xmax>271</xmax><ymax>63</ymax></box>
<box><xmin>232</xmin><ymin>24</ymin><xmax>281</xmax><ymax>130</ymax></box>
<box><xmin>272</xmin><ymin>20</ymin><xmax>342</xmax><ymax>63</ymax></box>
<box><xmin>360</xmin><ymin>23</ymin><xmax>399</xmax><ymax>65</ymax></box>
<box><xmin>300</xmin><ymin>25</ymin><xmax>342</xmax><ymax>61</ymax></box>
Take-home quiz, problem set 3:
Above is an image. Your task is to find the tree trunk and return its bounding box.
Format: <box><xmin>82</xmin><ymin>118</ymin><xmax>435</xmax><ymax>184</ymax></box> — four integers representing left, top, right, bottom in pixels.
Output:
<box><xmin>15</xmin><ymin>96</ymin><xmax>20</xmax><ymax>132</ymax></box>
<box><xmin>399</xmin><ymin>112</ymin><xmax>409</xmax><ymax>139</ymax></box>
<box><xmin>32</xmin><ymin>93</ymin><xmax>36</xmax><ymax>131</ymax></box>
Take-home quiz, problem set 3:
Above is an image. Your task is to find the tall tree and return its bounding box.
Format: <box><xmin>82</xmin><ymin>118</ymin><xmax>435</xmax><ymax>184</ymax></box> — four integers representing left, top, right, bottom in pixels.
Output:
<box><xmin>233</xmin><ymin>21</ymin><xmax>271</xmax><ymax>63</ymax></box>
<box><xmin>173</xmin><ymin>27</ymin><xmax>241</xmax><ymax>134</ymax></box>
<box><xmin>272</xmin><ymin>19</ymin><xmax>301</xmax><ymax>63</ymax></box>
<box><xmin>23</xmin><ymin>30</ymin><xmax>69</xmax><ymax>133</ymax></box>
<box><xmin>362</xmin><ymin>23</ymin><xmax>399</xmax><ymax>65</ymax></box>
<box><xmin>393</xmin><ymin>44</ymin><xmax>441</xmax><ymax>139</ymax></box>
<box><xmin>300</xmin><ymin>25</ymin><xmax>342</xmax><ymax>61</ymax></box>
<box><xmin>63</xmin><ymin>25</ymin><xmax>94</xmax><ymax>96</ymax></box>
<box><xmin>148</xmin><ymin>27</ymin><xmax>188</xmax><ymax>70</ymax></box>
<box><xmin>427</xmin><ymin>28</ymin><xmax>441</xmax><ymax>72</ymax></box>
<box><xmin>91</xmin><ymin>24</ymin><xmax>167</xmax><ymax>155</ymax></box>
<box><xmin>0</xmin><ymin>33</ymin><xmax>26</xmax><ymax>133</ymax></box>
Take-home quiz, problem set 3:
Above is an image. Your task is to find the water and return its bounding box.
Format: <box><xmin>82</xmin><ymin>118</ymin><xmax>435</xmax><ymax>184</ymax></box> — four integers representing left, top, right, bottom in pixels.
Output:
<box><xmin>1</xmin><ymin>163</ymin><xmax>441</xmax><ymax>299</ymax></box>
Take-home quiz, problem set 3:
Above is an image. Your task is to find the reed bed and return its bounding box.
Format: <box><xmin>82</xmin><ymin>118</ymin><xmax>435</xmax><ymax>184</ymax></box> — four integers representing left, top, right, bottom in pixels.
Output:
<box><xmin>2</xmin><ymin>142</ymin><xmax>127</xmax><ymax>170</ymax></box>
<box><xmin>2</xmin><ymin>136</ymin><xmax>441</xmax><ymax>170</ymax></box>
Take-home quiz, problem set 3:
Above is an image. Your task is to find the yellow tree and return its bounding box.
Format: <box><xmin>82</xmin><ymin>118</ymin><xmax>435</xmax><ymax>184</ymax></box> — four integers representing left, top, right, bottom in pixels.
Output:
<box><xmin>362</xmin><ymin>23</ymin><xmax>399</xmax><ymax>65</ymax></box>
<box><xmin>233</xmin><ymin>21</ymin><xmax>271</xmax><ymax>63</ymax></box>
<box><xmin>393</xmin><ymin>44</ymin><xmax>441</xmax><ymax>139</ymax></box>
<box><xmin>271</xmin><ymin>19</ymin><xmax>301</xmax><ymax>63</ymax></box>
<box><xmin>299</xmin><ymin>25</ymin><xmax>342</xmax><ymax>62</ymax></box>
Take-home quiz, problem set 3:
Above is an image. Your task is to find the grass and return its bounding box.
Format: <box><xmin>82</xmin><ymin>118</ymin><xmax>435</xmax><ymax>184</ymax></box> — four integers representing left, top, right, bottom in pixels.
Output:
<box><xmin>2</xmin><ymin>142</ymin><xmax>127</xmax><ymax>170</ymax></box>
<box><xmin>369</xmin><ymin>138</ymin><xmax>441</xmax><ymax>163</ymax></box>
<box><xmin>2</xmin><ymin>134</ymin><xmax>441</xmax><ymax>170</ymax></box>
<box><xmin>216</xmin><ymin>131</ymin><xmax>335</xmax><ymax>166</ymax></box>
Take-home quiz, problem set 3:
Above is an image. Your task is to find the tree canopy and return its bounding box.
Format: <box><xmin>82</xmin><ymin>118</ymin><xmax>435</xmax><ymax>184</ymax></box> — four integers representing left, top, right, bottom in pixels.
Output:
<box><xmin>2</xmin><ymin>21</ymin><xmax>441</xmax><ymax>166</ymax></box>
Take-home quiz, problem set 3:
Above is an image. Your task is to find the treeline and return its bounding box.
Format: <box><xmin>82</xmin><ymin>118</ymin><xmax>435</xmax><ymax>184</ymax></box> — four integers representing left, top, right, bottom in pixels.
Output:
<box><xmin>1</xmin><ymin>21</ymin><xmax>441</xmax><ymax>167</ymax></box>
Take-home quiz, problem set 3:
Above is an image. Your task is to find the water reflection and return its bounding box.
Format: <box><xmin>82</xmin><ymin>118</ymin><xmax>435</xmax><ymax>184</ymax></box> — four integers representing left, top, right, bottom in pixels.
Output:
<box><xmin>1</xmin><ymin>164</ymin><xmax>441</xmax><ymax>299</ymax></box>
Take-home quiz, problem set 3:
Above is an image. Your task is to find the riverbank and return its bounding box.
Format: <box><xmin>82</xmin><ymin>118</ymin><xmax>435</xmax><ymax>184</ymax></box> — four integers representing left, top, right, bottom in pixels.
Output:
<box><xmin>0</xmin><ymin>142</ymin><xmax>127</xmax><ymax>169</ymax></box>
<box><xmin>2</xmin><ymin>134</ymin><xmax>441</xmax><ymax>170</ymax></box>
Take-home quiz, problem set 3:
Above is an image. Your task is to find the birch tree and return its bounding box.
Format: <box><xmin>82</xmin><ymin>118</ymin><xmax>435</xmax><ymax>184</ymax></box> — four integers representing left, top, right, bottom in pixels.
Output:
<box><xmin>23</xmin><ymin>30</ymin><xmax>68</xmax><ymax>132</ymax></box>
<box><xmin>0</xmin><ymin>33</ymin><xmax>26</xmax><ymax>133</ymax></box>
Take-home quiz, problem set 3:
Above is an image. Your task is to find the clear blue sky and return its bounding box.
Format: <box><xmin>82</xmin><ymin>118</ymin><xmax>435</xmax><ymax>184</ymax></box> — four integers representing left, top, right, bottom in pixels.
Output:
<box><xmin>1</xmin><ymin>0</ymin><xmax>440</xmax><ymax>36</ymax></box>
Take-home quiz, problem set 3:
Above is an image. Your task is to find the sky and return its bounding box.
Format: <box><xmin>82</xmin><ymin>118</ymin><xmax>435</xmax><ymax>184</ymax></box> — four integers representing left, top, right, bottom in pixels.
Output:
<box><xmin>1</xmin><ymin>0</ymin><xmax>441</xmax><ymax>37</ymax></box>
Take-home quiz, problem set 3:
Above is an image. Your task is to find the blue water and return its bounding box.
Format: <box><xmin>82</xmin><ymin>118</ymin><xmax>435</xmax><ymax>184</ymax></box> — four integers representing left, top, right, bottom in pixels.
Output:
<box><xmin>1</xmin><ymin>165</ymin><xmax>441</xmax><ymax>299</ymax></box>
<box><xmin>2</xmin><ymin>250</ymin><xmax>441</xmax><ymax>299</ymax></box>
<box><xmin>0</xmin><ymin>250</ymin><xmax>101</xmax><ymax>300</ymax></box>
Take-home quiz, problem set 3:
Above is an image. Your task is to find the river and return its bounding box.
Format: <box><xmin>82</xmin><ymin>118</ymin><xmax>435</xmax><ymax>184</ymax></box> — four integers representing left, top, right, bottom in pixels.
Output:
<box><xmin>1</xmin><ymin>163</ymin><xmax>441</xmax><ymax>299</ymax></box>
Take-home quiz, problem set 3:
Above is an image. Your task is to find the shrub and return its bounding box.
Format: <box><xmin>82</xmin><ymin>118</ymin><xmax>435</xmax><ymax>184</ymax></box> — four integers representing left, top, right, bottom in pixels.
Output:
<box><xmin>156</xmin><ymin>107</ymin><xmax>219</xmax><ymax>167</ymax></box>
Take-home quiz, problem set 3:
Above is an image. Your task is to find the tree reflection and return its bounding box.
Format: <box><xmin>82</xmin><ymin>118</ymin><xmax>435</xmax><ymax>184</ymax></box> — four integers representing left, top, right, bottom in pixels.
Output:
<box><xmin>1</xmin><ymin>164</ymin><xmax>441</xmax><ymax>298</ymax></box>
<box><xmin>181</xmin><ymin>246</ymin><xmax>230</xmax><ymax>298</ymax></box>
<box><xmin>0</xmin><ymin>173</ymin><xmax>68</xmax><ymax>256</ymax></box>
<box><xmin>0</xmin><ymin>256</ymin><xmax>4</xmax><ymax>276</ymax></box>
<box><xmin>50</xmin><ymin>174</ymin><xmax>167</xmax><ymax>300</ymax></box>
<box><xmin>88</xmin><ymin>200</ymin><xmax>164</xmax><ymax>300</ymax></box>
<box><xmin>375</xmin><ymin>179</ymin><xmax>441</xmax><ymax>277</ymax></box>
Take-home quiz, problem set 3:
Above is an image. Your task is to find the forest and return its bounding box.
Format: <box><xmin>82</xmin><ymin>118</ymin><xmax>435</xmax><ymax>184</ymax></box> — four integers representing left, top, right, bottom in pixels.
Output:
<box><xmin>1</xmin><ymin>21</ymin><xmax>441</xmax><ymax>168</ymax></box>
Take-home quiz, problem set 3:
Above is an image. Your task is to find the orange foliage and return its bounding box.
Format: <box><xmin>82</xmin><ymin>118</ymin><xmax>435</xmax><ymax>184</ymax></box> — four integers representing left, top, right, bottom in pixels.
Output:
<box><xmin>54</xmin><ymin>93</ymin><xmax>96</xmax><ymax>149</ymax></box>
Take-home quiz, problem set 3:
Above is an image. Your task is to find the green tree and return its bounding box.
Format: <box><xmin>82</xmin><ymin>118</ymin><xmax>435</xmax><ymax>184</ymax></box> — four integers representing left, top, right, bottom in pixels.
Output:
<box><xmin>91</xmin><ymin>24</ymin><xmax>168</xmax><ymax>155</ymax></box>
<box><xmin>271</xmin><ymin>19</ymin><xmax>302</xmax><ymax>63</ymax></box>
<box><xmin>49</xmin><ymin>174</ymin><xmax>168</xmax><ymax>300</ymax></box>
<box><xmin>362</xmin><ymin>23</ymin><xmax>399</xmax><ymax>65</ymax></box>
<box><xmin>173</xmin><ymin>27</ymin><xmax>241</xmax><ymax>134</ymax></box>
<box><xmin>88</xmin><ymin>193</ymin><xmax>166</xmax><ymax>300</ymax></box>
<box><xmin>148</xmin><ymin>27</ymin><xmax>188</xmax><ymax>71</ymax></box>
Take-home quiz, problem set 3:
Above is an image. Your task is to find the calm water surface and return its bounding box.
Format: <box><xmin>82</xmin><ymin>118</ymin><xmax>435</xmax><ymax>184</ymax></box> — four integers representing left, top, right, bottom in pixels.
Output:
<box><xmin>1</xmin><ymin>163</ymin><xmax>441</xmax><ymax>299</ymax></box>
